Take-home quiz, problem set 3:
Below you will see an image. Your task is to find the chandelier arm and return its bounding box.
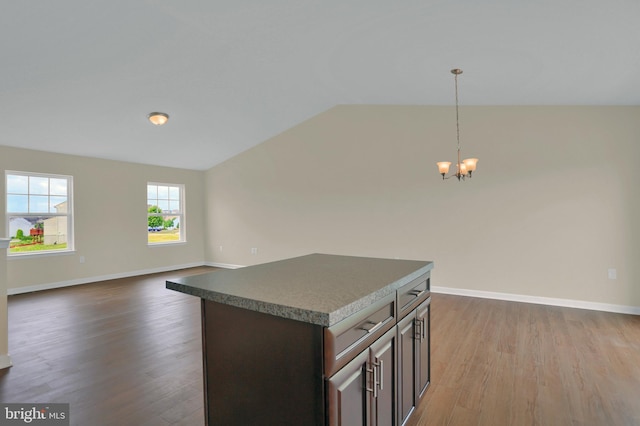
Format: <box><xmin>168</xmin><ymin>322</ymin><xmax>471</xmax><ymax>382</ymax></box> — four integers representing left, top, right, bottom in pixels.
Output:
<box><xmin>442</xmin><ymin>172</ymin><xmax>465</xmax><ymax>180</ymax></box>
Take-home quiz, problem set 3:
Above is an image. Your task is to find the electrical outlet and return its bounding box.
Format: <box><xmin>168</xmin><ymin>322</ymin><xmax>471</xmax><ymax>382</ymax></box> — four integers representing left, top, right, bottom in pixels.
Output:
<box><xmin>80</xmin><ymin>256</ymin><xmax>85</xmax><ymax>264</ymax></box>
<box><xmin>251</xmin><ymin>248</ymin><xmax>258</xmax><ymax>255</ymax></box>
<box><xmin>607</xmin><ymin>268</ymin><xmax>617</xmax><ymax>280</ymax></box>
<box><xmin>219</xmin><ymin>245</ymin><xmax>223</xmax><ymax>252</ymax></box>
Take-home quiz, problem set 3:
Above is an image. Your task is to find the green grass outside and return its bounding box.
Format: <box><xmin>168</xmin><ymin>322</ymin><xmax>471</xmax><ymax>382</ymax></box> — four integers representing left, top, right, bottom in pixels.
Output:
<box><xmin>8</xmin><ymin>229</ymin><xmax>180</xmax><ymax>251</ymax></box>
<box><xmin>10</xmin><ymin>242</ymin><xmax>68</xmax><ymax>253</ymax></box>
<box><xmin>148</xmin><ymin>230</ymin><xmax>181</xmax><ymax>243</ymax></box>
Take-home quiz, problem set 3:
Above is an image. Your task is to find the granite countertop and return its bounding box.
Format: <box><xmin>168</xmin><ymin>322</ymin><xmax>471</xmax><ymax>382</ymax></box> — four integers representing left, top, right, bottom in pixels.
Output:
<box><xmin>166</xmin><ymin>253</ymin><xmax>433</xmax><ymax>327</ymax></box>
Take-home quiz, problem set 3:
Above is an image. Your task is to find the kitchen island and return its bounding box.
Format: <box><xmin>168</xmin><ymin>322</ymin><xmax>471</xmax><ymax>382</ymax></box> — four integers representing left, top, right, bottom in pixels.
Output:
<box><xmin>167</xmin><ymin>253</ymin><xmax>433</xmax><ymax>425</ymax></box>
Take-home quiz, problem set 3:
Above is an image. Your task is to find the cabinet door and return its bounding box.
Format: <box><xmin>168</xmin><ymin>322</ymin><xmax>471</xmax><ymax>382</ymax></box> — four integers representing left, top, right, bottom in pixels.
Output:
<box><xmin>397</xmin><ymin>313</ymin><xmax>416</xmax><ymax>426</ymax></box>
<box><xmin>416</xmin><ymin>298</ymin><xmax>431</xmax><ymax>398</ymax></box>
<box><xmin>327</xmin><ymin>349</ymin><xmax>370</xmax><ymax>426</ymax></box>
<box><xmin>369</xmin><ymin>327</ymin><xmax>396</xmax><ymax>426</ymax></box>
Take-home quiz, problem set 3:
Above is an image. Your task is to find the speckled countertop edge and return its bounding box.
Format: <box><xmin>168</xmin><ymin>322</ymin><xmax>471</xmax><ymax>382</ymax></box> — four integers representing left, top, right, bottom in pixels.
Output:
<box><xmin>166</xmin><ymin>280</ymin><xmax>332</xmax><ymax>325</ymax></box>
<box><xmin>167</xmin><ymin>254</ymin><xmax>433</xmax><ymax>327</ymax></box>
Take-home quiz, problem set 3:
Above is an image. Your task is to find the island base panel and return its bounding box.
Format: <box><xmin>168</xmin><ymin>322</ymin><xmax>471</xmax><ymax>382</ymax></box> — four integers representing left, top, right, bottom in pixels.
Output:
<box><xmin>201</xmin><ymin>300</ymin><xmax>325</xmax><ymax>425</ymax></box>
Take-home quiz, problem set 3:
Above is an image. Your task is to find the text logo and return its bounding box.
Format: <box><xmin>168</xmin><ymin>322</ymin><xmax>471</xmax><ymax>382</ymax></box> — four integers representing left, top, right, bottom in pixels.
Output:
<box><xmin>1</xmin><ymin>404</ymin><xmax>69</xmax><ymax>425</ymax></box>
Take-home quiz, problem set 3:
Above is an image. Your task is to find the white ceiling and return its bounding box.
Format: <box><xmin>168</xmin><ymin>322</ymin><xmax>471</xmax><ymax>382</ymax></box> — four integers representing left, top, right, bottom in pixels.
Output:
<box><xmin>2</xmin><ymin>1</ymin><xmax>639</xmax><ymax>171</ymax></box>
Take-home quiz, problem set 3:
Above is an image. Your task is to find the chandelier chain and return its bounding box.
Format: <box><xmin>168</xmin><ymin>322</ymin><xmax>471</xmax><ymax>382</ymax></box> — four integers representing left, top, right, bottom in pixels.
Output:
<box><xmin>455</xmin><ymin>72</ymin><xmax>460</xmax><ymax>151</ymax></box>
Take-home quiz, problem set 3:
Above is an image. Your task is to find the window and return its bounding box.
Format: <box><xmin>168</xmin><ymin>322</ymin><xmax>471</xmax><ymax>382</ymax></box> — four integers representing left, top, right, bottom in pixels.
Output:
<box><xmin>147</xmin><ymin>183</ymin><xmax>184</xmax><ymax>244</ymax></box>
<box><xmin>6</xmin><ymin>171</ymin><xmax>74</xmax><ymax>255</ymax></box>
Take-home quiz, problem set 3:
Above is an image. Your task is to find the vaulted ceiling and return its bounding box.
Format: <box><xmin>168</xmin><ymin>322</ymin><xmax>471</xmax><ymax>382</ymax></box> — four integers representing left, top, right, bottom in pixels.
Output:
<box><xmin>2</xmin><ymin>1</ymin><xmax>639</xmax><ymax>170</ymax></box>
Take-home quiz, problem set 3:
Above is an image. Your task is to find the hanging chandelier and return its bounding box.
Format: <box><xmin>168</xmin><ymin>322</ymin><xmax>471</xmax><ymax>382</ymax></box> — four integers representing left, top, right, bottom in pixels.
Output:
<box><xmin>436</xmin><ymin>69</ymin><xmax>478</xmax><ymax>180</ymax></box>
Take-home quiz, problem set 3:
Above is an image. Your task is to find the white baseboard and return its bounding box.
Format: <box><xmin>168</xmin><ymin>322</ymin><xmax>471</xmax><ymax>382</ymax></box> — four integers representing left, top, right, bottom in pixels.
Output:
<box><xmin>0</xmin><ymin>354</ymin><xmax>12</xmax><ymax>370</ymax></box>
<box><xmin>7</xmin><ymin>261</ymin><xmax>637</xmax><ymax>316</ymax></box>
<box><xmin>208</xmin><ymin>264</ymin><xmax>639</xmax><ymax>315</ymax></box>
<box><xmin>432</xmin><ymin>285</ymin><xmax>640</xmax><ymax>315</ymax></box>
<box><xmin>206</xmin><ymin>261</ymin><xmax>244</xmax><ymax>269</ymax></box>
<box><xmin>7</xmin><ymin>262</ymin><xmax>207</xmax><ymax>295</ymax></box>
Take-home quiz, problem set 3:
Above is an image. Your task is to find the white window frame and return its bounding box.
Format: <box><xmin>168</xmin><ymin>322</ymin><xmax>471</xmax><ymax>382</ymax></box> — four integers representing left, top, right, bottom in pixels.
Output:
<box><xmin>5</xmin><ymin>171</ymin><xmax>74</xmax><ymax>256</ymax></box>
<box><xmin>147</xmin><ymin>182</ymin><xmax>185</xmax><ymax>245</ymax></box>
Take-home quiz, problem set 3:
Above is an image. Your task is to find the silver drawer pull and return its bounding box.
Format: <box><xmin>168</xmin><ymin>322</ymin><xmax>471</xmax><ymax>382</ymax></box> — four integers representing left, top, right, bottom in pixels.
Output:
<box><xmin>409</xmin><ymin>289</ymin><xmax>425</xmax><ymax>297</ymax></box>
<box><xmin>359</xmin><ymin>320</ymin><xmax>383</xmax><ymax>334</ymax></box>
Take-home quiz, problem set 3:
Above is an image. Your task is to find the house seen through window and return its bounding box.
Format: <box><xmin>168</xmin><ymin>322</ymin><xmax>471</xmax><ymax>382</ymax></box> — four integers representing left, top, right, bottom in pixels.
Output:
<box><xmin>147</xmin><ymin>183</ymin><xmax>184</xmax><ymax>244</ymax></box>
<box><xmin>6</xmin><ymin>171</ymin><xmax>74</xmax><ymax>255</ymax></box>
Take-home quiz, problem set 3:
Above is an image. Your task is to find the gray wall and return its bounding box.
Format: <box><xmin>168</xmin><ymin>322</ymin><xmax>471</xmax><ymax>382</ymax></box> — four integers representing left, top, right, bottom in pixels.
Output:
<box><xmin>0</xmin><ymin>145</ymin><xmax>206</xmax><ymax>292</ymax></box>
<box><xmin>204</xmin><ymin>105</ymin><xmax>640</xmax><ymax>309</ymax></box>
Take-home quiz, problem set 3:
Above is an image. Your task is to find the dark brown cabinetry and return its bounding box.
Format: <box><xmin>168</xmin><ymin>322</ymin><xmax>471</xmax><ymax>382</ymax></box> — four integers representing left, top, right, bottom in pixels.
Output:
<box><xmin>327</xmin><ymin>349</ymin><xmax>369</xmax><ymax>425</ymax></box>
<box><xmin>326</xmin><ymin>274</ymin><xmax>430</xmax><ymax>426</ymax></box>
<box><xmin>201</xmin><ymin>300</ymin><xmax>325</xmax><ymax>425</ymax></box>
<box><xmin>416</xmin><ymin>298</ymin><xmax>431</xmax><ymax>399</ymax></box>
<box><xmin>166</xmin><ymin>254</ymin><xmax>433</xmax><ymax>426</ymax></box>
<box><xmin>370</xmin><ymin>329</ymin><xmax>397</xmax><ymax>426</ymax></box>
<box><xmin>327</xmin><ymin>327</ymin><xmax>396</xmax><ymax>426</ymax></box>
<box><xmin>397</xmin><ymin>312</ymin><xmax>417</xmax><ymax>424</ymax></box>
<box><xmin>397</xmin><ymin>297</ymin><xmax>431</xmax><ymax>425</ymax></box>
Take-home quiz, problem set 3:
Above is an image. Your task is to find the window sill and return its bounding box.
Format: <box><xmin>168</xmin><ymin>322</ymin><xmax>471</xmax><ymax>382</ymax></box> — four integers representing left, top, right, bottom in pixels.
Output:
<box><xmin>7</xmin><ymin>250</ymin><xmax>76</xmax><ymax>260</ymax></box>
<box><xmin>147</xmin><ymin>241</ymin><xmax>187</xmax><ymax>248</ymax></box>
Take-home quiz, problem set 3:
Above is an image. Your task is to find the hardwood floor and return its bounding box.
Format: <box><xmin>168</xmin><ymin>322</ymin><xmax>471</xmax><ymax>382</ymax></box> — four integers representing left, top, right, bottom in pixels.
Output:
<box><xmin>0</xmin><ymin>267</ymin><xmax>214</xmax><ymax>426</ymax></box>
<box><xmin>407</xmin><ymin>294</ymin><xmax>640</xmax><ymax>426</ymax></box>
<box><xmin>1</xmin><ymin>271</ymin><xmax>639</xmax><ymax>425</ymax></box>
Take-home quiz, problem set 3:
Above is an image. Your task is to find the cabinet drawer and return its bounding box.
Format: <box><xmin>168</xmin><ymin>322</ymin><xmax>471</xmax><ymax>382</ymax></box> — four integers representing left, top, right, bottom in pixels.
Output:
<box><xmin>324</xmin><ymin>293</ymin><xmax>395</xmax><ymax>377</ymax></box>
<box><xmin>397</xmin><ymin>273</ymin><xmax>430</xmax><ymax>319</ymax></box>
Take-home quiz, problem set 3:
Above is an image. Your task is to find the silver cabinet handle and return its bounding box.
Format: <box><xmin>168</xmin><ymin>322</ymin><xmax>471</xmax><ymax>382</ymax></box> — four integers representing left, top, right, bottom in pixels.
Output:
<box><xmin>372</xmin><ymin>360</ymin><xmax>379</xmax><ymax>398</ymax></box>
<box><xmin>360</xmin><ymin>320</ymin><xmax>383</xmax><ymax>334</ymax></box>
<box><xmin>367</xmin><ymin>359</ymin><xmax>383</xmax><ymax>398</ymax></box>
<box><xmin>409</xmin><ymin>289</ymin><xmax>426</xmax><ymax>299</ymax></box>
<box><xmin>366</xmin><ymin>363</ymin><xmax>375</xmax><ymax>396</ymax></box>
<box><xmin>372</xmin><ymin>360</ymin><xmax>381</xmax><ymax>398</ymax></box>
<box><xmin>415</xmin><ymin>318</ymin><xmax>427</xmax><ymax>340</ymax></box>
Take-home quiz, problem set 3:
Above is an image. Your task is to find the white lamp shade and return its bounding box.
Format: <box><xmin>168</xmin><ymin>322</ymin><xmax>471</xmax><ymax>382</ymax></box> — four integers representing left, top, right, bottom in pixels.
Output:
<box><xmin>463</xmin><ymin>158</ymin><xmax>478</xmax><ymax>172</ymax></box>
<box><xmin>437</xmin><ymin>161</ymin><xmax>451</xmax><ymax>174</ymax></box>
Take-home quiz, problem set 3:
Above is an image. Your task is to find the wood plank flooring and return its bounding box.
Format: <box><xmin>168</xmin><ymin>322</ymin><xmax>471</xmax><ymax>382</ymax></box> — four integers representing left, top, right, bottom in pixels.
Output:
<box><xmin>406</xmin><ymin>294</ymin><xmax>640</xmax><ymax>426</ymax></box>
<box><xmin>0</xmin><ymin>267</ymin><xmax>214</xmax><ymax>426</ymax></box>
<box><xmin>1</xmin><ymin>270</ymin><xmax>639</xmax><ymax>425</ymax></box>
